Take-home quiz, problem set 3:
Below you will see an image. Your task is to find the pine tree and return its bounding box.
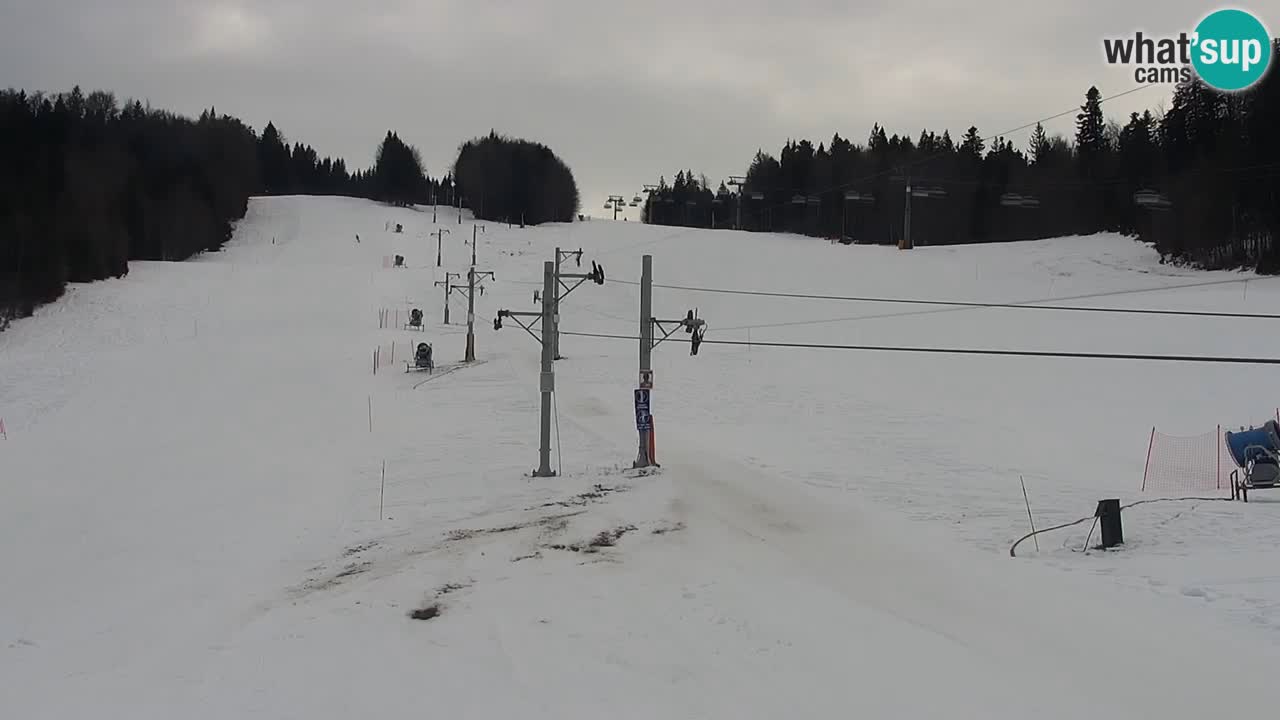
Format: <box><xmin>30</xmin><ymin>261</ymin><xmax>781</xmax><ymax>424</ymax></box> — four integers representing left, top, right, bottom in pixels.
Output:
<box><xmin>960</xmin><ymin>126</ymin><xmax>985</xmax><ymax>159</ymax></box>
<box><xmin>258</xmin><ymin>122</ymin><xmax>291</xmax><ymax>194</ymax></box>
<box><xmin>1028</xmin><ymin>122</ymin><xmax>1049</xmax><ymax>164</ymax></box>
<box><xmin>1075</xmin><ymin>86</ymin><xmax>1107</xmax><ymax>175</ymax></box>
<box><xmin>372</xmin><ymin>131</ymin><xmax>427</xmax><ymax>206</ymax></box>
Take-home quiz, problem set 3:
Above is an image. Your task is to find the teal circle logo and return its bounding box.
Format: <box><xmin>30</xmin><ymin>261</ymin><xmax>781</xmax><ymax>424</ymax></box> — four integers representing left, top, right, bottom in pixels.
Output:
<box><xmin>1191</xmin><ymin>9</ymin><xmax>1272</xmax><ymax>92</ymax></box>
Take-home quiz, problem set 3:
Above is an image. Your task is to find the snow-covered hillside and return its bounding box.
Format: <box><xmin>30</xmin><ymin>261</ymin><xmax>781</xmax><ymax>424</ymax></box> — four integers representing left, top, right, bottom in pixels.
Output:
<box><xmin>3</xmin><ymin>195</ymin><xmax>1280</xmax><ymax>718</ymax></box>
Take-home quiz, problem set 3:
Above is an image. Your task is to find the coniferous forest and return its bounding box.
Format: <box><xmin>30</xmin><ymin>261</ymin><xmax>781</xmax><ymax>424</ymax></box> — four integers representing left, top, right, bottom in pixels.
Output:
<box><xmin>644</xmin><ymin>41</ymin><xmax>1280</xmax><ymax>274</ymax></box>
<box><xmin>452</xmin><ymin>131</ymin><xmax>581</xmax><ymax>226</ymax></box>
<box><xmin>5</xmin><ymin>57</ymin><xmax>1278</xmax><ymax>329</ymax></box>
<box><xmin>0</xmin><ymin>88</ymin><xmax>580</xmax><ymax>326</ymax></box>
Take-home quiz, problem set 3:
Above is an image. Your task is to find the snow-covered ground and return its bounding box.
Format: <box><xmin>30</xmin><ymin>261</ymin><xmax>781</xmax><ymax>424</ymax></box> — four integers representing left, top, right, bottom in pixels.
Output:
<box><xmin>3</xmin><ymin>195</ymin><xmax>1280</xmax><ymax>718</ymax></box>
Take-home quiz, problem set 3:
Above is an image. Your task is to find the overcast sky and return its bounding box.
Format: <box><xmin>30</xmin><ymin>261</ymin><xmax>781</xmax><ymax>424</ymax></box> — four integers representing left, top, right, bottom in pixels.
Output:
<box><xmin>3</xmin><ymin>0</ymin><xmax>1240</xmax><ymax>217</ymax></box>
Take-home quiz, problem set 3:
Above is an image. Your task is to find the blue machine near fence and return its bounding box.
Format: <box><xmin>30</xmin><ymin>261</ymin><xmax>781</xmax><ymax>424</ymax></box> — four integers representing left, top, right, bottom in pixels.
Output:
<box><xmin>1224</xmin><ymin>420</ymin><xmax>1280</xmax><ymax>501</ymax></box>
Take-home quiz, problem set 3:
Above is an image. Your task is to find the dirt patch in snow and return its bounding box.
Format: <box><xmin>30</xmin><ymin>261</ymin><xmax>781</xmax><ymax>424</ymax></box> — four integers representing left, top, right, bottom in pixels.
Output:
<box><xmin>289</xmin><ymin>560</ymin><xmax>373</xmax><ymax>597</ymax></box>
<box><xmin>408</xmin><ymin>603</ymin><xmax>442</xmax><ymax>621</ymax></box>
<box><xmin>533</xmin><ymin>483</ymin><xmax>629</xmax><ymax>510</ymax></box>
<box><xmin>445</xmin><ymin>511</ymin><xmax>583</xmax><ymax>542</ymax></box>
<box><xmin>547</xmin><ymin>524</ymin><xmax>638</xmax><ymax>554</ymax></box>
<box><xmin>435</xmin><ymin>582</ymin><xmax>470</xmax><ymax>596</ymax></box>
<box><xmin>651</xmin><ymin>521</ymin><xmax>686</xmax><ymax>535</ymax></box>
<box><xmin>343</xmin><ymin>541</ymin><xmax>379</xmax><ymax>557</ymax></box>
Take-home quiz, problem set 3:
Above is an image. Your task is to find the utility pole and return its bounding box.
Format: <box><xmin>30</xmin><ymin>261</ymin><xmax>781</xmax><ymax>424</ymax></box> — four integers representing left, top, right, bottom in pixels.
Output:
<box><xmin>843</xmin><ymin>191</ymin><xmax>874</xmax><ymax>243</ymax></box>
<box><xmin>466</xmin><ymin>267</ymin><xmax>477</xmax><ymax>361</ymax></box>
<box><xmin>433</xmin><ymin>228</ymin><xmax>450</xmax><ymax>267</ymax></box>
<box><xmin>434</xmin><ymin>272</ymin><xmax>461</xmax><ymax>324</ymax></box>
<box><xmin>535</xmin><ymin>262</ymin><xmax>555</xmax><ymax>475</ymax></box>
<box><xmin>552</xmin><ymin>246</ymin><xmax>605</xmax><ymax>360</ymax></box>
<box><xmin>494</xmin><ymin>250</ymin><xmax>604</xmax><ymax>475</ymax></box>
<box><xmin>552</xmin><ymin>247</ymin><xmax>569</xmax><ymax>361</ymax></box>
<box><xmin>632</xmin><ymin>254</ymin><xmax>707</xmax><ymax>470</ymax></box>
<box><xmin>641</xmin><ymin>184</ymin><xmax>660</xmax><ymax>224</ymax></box>
<box><xmin>491</xmin><ymin>262</ymin><xmax>556</xmax><ymax>476</ymax></box>
<box><xmin>464</xmin><ymin>264</ymin><xmax>495</xmax><ymax>362</ymax></box>
<box><xmin>432</xmin><ymin>188</ymin><xmax>437</xmax><ymax>223</ymax></box>
<box><xmin>902</xmin><ymin>175</ymin><xmax>912</xmax><ymax>250</ymax></box>
<box><xmin>728</xmin><ymin>175</ymin><xmax>746</xmax><ymax>230</ymax></box>
<box><xmin>607</xmin><ymin>195</ymin><xmax>626</xmax><ymax>221</ymax></box>
<box><xmin>895</xmin><ymin>172</ymin><xmax>947</xmax><ymax>250</ymax></box>
<box><xmin>471</xmin><ymin>224</ymin><xmax>485</xmax><ymax>266</ymax></box>
<box><xmin>635</xmin><ymin>255</ymin><xmax>654</xmax><ymax>468</ymax></box>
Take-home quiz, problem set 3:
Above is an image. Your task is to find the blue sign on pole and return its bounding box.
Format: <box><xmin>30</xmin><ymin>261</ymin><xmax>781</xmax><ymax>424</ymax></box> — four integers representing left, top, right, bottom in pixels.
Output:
<box><xmin>634</xmin><ymin>388</ymin><xmax>651</xmax><ymax>431</ymax></box>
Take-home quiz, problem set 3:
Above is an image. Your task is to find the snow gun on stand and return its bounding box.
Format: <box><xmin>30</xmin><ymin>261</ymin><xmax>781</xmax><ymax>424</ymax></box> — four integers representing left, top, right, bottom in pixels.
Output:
<box><xmin>406</xmin><ymin>342</ymin><xmax>434</xmax><ymax>373</ymax></box>
<box><xmin>1225</xmin><ymin>420</ymin><xmax>1280</xmax><ymax>502</ymax></box>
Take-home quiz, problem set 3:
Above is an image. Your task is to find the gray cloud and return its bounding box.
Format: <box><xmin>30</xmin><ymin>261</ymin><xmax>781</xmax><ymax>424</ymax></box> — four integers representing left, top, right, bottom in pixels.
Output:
<box><xmin>2</xmin><ymin>0</ymin><xmax>1223</xmax><ymax>216</ymax></box>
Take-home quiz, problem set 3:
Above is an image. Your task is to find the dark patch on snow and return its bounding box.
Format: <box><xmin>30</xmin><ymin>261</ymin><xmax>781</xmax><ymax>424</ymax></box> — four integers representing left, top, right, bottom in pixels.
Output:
<box><xmin>333</xmin><ymin>561</ymin><xmax>371</xmax><ymax>579</ymax></box>
<box><xmin>590</xmin><ymin>525</ymin><xmax>637</xmax><ymax>548</ymax></box>
<box><xmin>548</xmin><ymin>525</ymin><xmax>637</xmax><ymax>554</ymax></box>
<box><xmin>533</xmin><ymin>484</ymin><xmax>628</xmax><ymax>510</ymax></box>
<box><xmin>651</xmin><ymin>521</ymin><xmax>686</xmax><ymax>535</ymax></box>
<box><xmin>409</xmin><ymin>603</ymin><xmax>442</xmax><ymax>621</ymax></box>
<box><xmin>539</xmin><ymin>516</ymin><xmax>570</xmax><ymax>537</ymax></box>
<box><xmin>343</xmin><ymin>541</ymin><xmax>379</xmax><ymax>557</ymax></box>
<box><xmin>445</xmin><ymin>511</ymin><xmax>584</xmax><ymax>542</ymax></box>
<box><xmin>289</xmin><ymin>560</ymin><xmax>374</xmax><ymax>597</ymax></box>
<box><xmin>436</xmin><ymin>582</ymin><xmax>469</xmax><ymax>596</ymax></box>
<box><xmin>447</xmin><ymin>523</ymin><xmax>523</xmax><ymax>541</ymax></box>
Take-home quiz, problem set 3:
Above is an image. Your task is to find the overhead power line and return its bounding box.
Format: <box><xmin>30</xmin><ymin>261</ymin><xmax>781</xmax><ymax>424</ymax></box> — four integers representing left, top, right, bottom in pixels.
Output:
<box><xmin>608</xmin><ymin>275</ymin><xmax>1280</xmax><ymax>321</ymax></box>
<box><xmin>559</xmin><ymin>330</ymin><xmax>1280</xmax><ymax>366</ymax></box>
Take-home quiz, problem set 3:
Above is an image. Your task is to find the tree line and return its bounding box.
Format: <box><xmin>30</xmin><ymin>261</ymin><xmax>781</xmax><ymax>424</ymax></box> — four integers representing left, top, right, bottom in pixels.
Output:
<box><xmin>0</xmin><ymin>87</ymin><xmax>580</xmax><ymax>327</ymax></box>
<box><xmin>453</xmin><ymin>130</ymin><xmax>580</xmax><ymax>226</ymax></box>
<box><xmin>644</xmin><ymin>40</ymin><xmax>1280</xmax><ymax>273</ymax></box>
<box><xmin>256</xmin><ymin>125</ymin><xmax>456</xmax><ymax>207</ymax></box>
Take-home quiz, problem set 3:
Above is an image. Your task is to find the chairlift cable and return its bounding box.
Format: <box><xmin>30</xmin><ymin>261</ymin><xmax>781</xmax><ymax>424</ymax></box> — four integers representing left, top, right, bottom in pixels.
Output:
<box><xmin>607</xmin><ymin>275</ymin><xmax>1280</xmax><ymax>322</ymax></box>
<box><xmin>559</xmin><ymin>329</ymin><xmax>1280</xmax><ymax>365</ymax></box>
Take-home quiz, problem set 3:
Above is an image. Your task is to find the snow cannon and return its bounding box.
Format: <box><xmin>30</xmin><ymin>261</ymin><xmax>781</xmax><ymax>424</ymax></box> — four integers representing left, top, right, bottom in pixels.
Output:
<box><xmin>1225</xmin><ymin>421</ymin><xmax>1280</xmax><ymax>468</ymax></box>
<box><xmin>406</xmin><ymin>342</ymin><xmax>434</xmax><ymax>373</ymax></box>
<box><xmin>1224</xmin><ymin>420</ymin><xmax>1280</xmax><ymax>501</ymax></box>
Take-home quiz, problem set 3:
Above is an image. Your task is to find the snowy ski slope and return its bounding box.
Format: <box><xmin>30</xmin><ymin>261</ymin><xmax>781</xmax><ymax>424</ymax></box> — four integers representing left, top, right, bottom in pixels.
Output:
<box><xmin>3</xmin><ymin>195</ymin><xmax>1280</xmax><ymax>718</ymax></box>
